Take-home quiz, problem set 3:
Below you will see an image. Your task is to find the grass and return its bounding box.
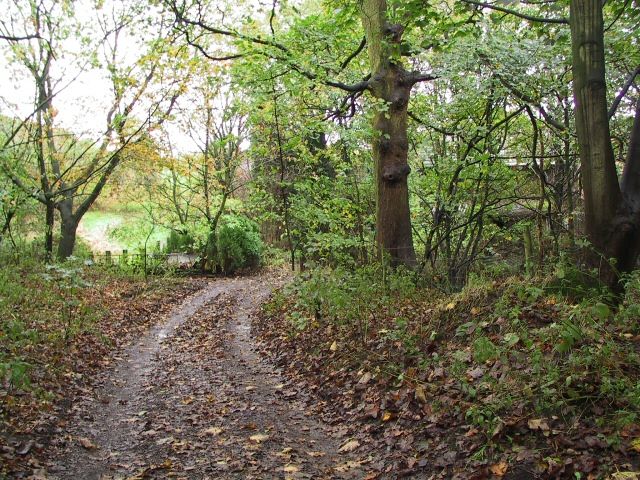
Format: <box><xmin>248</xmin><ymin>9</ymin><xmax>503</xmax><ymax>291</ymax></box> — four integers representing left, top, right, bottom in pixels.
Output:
<box><xmin>79</xmin><ymin>210</ymin><xmax>169</xmax><ymax>253</ymax></box>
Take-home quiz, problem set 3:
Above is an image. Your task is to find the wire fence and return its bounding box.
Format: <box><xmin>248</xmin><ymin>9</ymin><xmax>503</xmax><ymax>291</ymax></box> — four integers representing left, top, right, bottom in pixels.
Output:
<box><xmin>84</xmin><ymin>250</ymin><xmax>200</xmax><ymax>277</ymax></box>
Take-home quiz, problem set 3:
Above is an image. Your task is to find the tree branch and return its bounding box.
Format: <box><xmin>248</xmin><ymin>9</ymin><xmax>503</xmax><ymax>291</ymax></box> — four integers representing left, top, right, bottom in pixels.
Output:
<box><xmin>459</xmin><ymin>0</ymin><xmax>569</xmax><ymax>24</ymax></box>
<box><xmin>340</xmin><ymin>36</ymin><xmax>366</xmax><ymax>71</ymax></box>
<box><xmin>480</xmin><ymin>53</ymin><xmax>565</xmax><ymax>130</ymax></box>
<box><xmin>167</xmin><ymin>0</ymin><xmax>369</xmax><ymax>93</ymax></box>
<box><xmin>609</xmin><ymin>65</ymin><xmax>640</xmax><ymax>119</ymax></box>
<box><xmin>407</xmin><ymin>71</ymin><xmax>438</xmax><ymax>85</ymax></box>
<box><xmin>0</xmin><ymin>33</ymin><xmax>40</xmax><ymax>41</ymax></box>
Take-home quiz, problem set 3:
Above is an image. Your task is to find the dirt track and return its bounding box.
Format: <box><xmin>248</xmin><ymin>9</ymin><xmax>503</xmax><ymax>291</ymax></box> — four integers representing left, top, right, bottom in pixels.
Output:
<box><xmin>45</xmin><ymin>274</ymin><xmax>364</xmax><ymax>479</ymax></box>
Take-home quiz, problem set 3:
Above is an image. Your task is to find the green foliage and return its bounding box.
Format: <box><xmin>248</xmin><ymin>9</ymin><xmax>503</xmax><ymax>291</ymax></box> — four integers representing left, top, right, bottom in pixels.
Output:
<box><xmin>215</xmin><ymin>214</ymin><xmax>263</xmax><ymax>273</ymax></box>
<box><xmin>472</xmin><ymin>336</ymin><xmax>498</xmax><ymax>363</ymax></box>
<box><xmin>165</xmin><ymin>230</ymin><xmax>196</xmax><ymax>254</ymax></box>
<box><xmin>546</xmin><ymin>255</ymin><xmax>613</xmax><ymax>302</ymax></box>
<box><xmin>282</xmin><ymin>264</ymin><xmax>418</xmax><ymax>342</ymax></box>
<box><xmin>0</xmin><ymin>257</ymin><xmax>97</xmax><ymax>390</ymax></box>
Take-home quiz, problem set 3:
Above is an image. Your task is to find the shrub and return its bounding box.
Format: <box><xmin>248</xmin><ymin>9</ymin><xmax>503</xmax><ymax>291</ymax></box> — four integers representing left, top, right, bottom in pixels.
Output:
<box><xmin>215</xmin><ymin>214</ymin><xmax>263</xmax><ymax>273</ymax></box>
<box><xmin>165</xmin><ymin>230</ymin><xmax>196</xmax><ymax>254</ymax></box>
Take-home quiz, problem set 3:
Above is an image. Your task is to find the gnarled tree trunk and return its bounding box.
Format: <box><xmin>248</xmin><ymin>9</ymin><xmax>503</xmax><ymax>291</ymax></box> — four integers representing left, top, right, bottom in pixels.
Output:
<box><xmin>361</xmin><ymin>0</ymin><xmax>417</xmax><ymax>267</ymax></box>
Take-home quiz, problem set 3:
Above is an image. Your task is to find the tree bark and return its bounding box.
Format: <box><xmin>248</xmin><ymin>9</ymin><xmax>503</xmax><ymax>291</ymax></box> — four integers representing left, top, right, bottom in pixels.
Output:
<box><xmin>570</xmin><ymin>0</ymin><xmax>640</xmax><ymax>287</ymax></box>
<box><xmin>570</xmin><ymin>0</ymin><xmax>620</xmax><ymax>255</ymax></box>
<box><xmin>57</xmin><ymin>197</ymin><xmax>77</xmax><ymax>260</ymax></box>
<box><xmin>361</xmin><ymin>0</ymin><xmax>417</xmax><ymax>267</ymax></box>
<box><xmin>44</xmin><ymin>200</ymin><xmax>55</xmax><ymax>262</ymax></box>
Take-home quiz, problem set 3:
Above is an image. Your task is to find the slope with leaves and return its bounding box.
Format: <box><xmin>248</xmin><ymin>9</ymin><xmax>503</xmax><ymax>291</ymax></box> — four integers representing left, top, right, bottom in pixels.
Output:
<box><xmin>255</xmin><ymin>267</ymin><xmax>640</xmax><ymax>478</ymax></box>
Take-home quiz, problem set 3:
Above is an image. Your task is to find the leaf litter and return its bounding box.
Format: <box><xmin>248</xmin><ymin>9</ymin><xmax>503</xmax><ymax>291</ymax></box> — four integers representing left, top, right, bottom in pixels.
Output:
<box><xmin>33</xmin><ymin>272</ymin><xmax>365</xmax><ymax>479</ymax></box>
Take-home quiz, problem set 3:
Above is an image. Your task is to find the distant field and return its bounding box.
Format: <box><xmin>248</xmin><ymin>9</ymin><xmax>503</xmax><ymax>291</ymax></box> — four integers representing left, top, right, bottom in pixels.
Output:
<box><xmin>78</xmin><ymin>211</ymin><xmax>168</xmax><ymax>253</ymax></box>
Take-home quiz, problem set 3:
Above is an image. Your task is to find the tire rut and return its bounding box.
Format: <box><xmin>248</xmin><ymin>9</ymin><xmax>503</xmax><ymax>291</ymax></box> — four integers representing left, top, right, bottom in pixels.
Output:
<box><xmin>46</xmin><ymin>275</ymin><xmax>364</xmax><ymax>479</ymax></box>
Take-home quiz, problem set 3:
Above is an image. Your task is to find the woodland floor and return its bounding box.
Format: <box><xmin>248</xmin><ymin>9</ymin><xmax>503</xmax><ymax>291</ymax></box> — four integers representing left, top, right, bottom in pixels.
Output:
<box><xmin>4</xmin><ymin>271</ymin><xmax>639</xmax><ymax>479</ymax></box>
<box><xmin>6</xmin><ymin>272</ymin><xmax>375</xmax><ymax>479</ymax></box>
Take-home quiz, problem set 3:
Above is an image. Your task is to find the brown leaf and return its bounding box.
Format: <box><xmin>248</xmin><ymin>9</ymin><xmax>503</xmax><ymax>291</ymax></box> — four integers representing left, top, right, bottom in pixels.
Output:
<box><xmin>249</xmin><ymin>433</ymin><xmax>270</xmax><ymax>443</ymax></box>
<box><xmin>338</xmin><ymin>439</ymin><xmax>360</xmax><ymax>453</ymax></box>
<box><xmin>78</xmin><ymin>437</ymin><xmax>98</xmax><ymax>450</ymax></box>
<box><xmin>527</xmin><ymin>418</ymin><xmax>550</xmax><ymax>431</ymax></box>
<box><xmin>415</xmin><ymin>385</ymin><xmax>427</xmax><ymax>404</ymax></box>
<box><xmin>489</xmin><ymin>461</ymin><xmax>508</xmax><ymax>476</ymax></box>
<box><xmin>283</xmin><ymin>464</ymin><xmax>300</xmax><ymax>473</ymax></box>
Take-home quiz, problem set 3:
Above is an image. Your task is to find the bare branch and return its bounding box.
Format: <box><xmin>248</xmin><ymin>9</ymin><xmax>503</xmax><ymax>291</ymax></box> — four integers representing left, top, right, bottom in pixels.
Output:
<box><xmin>609</xmin><ymin>65</ymin><xmax>640</xmax><ymax>119</ymax></box>
<box><xmin>340</xmin><ymin>36</ymin><xmax>366</xmax><ymax>71</ymax></box>
<box><xmin>459</xmin><ymin>0</ymin><xmax>569</xmax><ymax>24</ymax></box>
<box><xmin>0</xmin><ymin>33</ymin><xmax>40</xmax><ymax>41</ymax></box>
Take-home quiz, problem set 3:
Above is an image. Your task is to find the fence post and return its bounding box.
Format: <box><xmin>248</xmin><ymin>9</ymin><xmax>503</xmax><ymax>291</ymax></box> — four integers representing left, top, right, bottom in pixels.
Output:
<box><xmin>523</xmin><ymin>223</ymin><xmax>533</xmax><ymax>277</ymax></box>
<box><xmin>105</xmin><ymin>250</ymin><xmax>112</xmax><ymax>266</ymax></box>
<box><xmin>122</xmin><ymin>249</ymin><xmax>128</xmax><ymax>265</ymax></box>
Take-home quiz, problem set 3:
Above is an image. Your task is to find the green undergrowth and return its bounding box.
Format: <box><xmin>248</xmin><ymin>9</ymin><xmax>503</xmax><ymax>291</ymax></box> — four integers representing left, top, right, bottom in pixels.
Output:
<box><xmin>266</xmin><ymin>263</ymin><xmax>640</xmax><ymax>444</ymax></box>
<box><xmin>0</xmin><ymin>254</ymin><xmax>185</xmax><ymax>420</ymax></box>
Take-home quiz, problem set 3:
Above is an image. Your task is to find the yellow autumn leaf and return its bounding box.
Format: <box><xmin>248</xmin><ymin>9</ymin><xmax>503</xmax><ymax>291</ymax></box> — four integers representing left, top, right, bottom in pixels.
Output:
<box><xmin>490</xmin><ymin>461</ymin><xmax>508</xmax><ymax>476</ymax></box>
<box><xmin>338</xmin><ymin>439</ymin><xmax>360</xmax><ymax>453</ymax></box>
<box><xmin>415</xmin><ymin>385</ymin><xmax>427</xmax><ymax>404</ymax></box>
<box><xmin>249</xmin><ymin>433</ymin><xmax>270</xmax><ymax>443</ymax></box>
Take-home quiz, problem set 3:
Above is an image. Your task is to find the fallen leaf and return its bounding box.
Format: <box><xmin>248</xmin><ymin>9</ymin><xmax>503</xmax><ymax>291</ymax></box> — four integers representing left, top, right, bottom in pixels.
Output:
<box><xmin>204</xmin><ymin>427</ymin><xmax>223</xmax><ymax>436</ymax></box>
<box><xmin>307</xmin><ymin>451</ymin><xmax>326</xmax><ymax>457</ymax></box>
<box><xmin>249</xmin><ymin>433</ymin><xmax>270</xmax><ymax>443</ymax></box>
<box><xmin>490</xmin><ymin>461</ymin><xmax>508</xmax><ymax>476</ymax></box>
<box><xmin>335</xmin><ymin>460</ymin><xmax>364</xmax><ymax>472</ymax></box>
<box><xmin>78</xmin><ymin>437</ymin><xmax>98</xmax><ymax>450</ymax></box>
<box><xmin>630</xmin><ymin>438</ymin><xmax>640</xmax><ymax>452</ymax></box>
<box><xmin>17</xmin><ymin>441</ymin><xmax>34</xmax><ymax>456</ymax></box>
<box><xmin>338</xmin><ymin>439</ymin><xmax>360</xmax><ymax>453</ymax></box>
<box><xmin>382</xmin><ymin>411</ymin><xmax>394</xmax><ymax>422</ymax></box>
<box><xmin>284</xmin><ymin>464</ymin><xmax>300</xmax><ymax>473</ymax></box>
<box><xmin>445</xmin><ymin>302</ymin><xmax>456</xmax><ymax>310</ymax></box>
<box><xmin>415</xmin><ymin>385</ymin><xmax>427</xmax><ymax>404</ymax></box>
<box><xmin>527</xmin><ymin>418</ymin><xmax>550</xmax><ymax>431</ymax></box>
<box><xmin>329</xmin><ymin>341</ymin><xmax>338</xmax><ymax>352</ymax></box>
<box><xmin>467</xmin><ymin>366</ymin><xmax>485</xmax><ymax>380</ymax></box>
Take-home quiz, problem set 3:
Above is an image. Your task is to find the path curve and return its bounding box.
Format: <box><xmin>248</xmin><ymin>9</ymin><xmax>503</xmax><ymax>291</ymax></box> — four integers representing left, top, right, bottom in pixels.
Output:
<box><xmin>46</xmin><ymin>274</ymin><xmax>363</xmax><ymax>479</ymax></box>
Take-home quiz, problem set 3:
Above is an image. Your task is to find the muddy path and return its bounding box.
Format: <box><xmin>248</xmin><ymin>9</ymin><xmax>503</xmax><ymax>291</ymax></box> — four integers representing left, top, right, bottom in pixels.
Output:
<box><xmin>45</xmin><ymin>274</ymin><xmax>365</xmax><ymax>479</ymax></box>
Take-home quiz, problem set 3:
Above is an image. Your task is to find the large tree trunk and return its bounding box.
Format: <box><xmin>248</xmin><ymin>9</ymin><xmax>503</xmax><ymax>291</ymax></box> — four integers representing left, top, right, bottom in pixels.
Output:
<box><xmin>44</xmin><ymin>200</ymin><xmax>55</xmax><ymax>262</ymax></box>
<box><xmin>57</xmin><ymin>198</ymin><xmax>77</xmax><ymax>260</ymax></box>
<box><xmin>612</xmin><ymin>101</ymin><xmax>640</xmax><ymax>274</ymax></box>
<box><xmin>570</xmin><ymin>0</ymin><xmax>640</xmax><ymax>287</ymax></box>
<box><xmin>361</xmin><ymin>0</ymin><xmax>417</xmax><ymax>267</ymax></box>
<box><xmin>58</xmin><ymin>219</ymin><xmax>78</xmax><ymax>260</ymax></box>
<box><xmin>570</xmin><ymin>0</ymin><xmax>620</xmax><ymax>251</ymax></box>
